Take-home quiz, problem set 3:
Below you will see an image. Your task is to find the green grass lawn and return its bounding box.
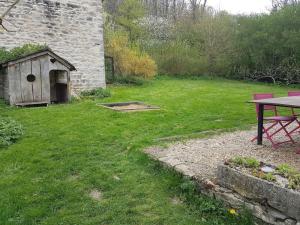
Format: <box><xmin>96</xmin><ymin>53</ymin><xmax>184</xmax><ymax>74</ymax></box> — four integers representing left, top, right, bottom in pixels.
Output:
<box><xmin>0</xmin><ymin>77</ymin><xmax>297</xmax><ymax>225</ymax></box>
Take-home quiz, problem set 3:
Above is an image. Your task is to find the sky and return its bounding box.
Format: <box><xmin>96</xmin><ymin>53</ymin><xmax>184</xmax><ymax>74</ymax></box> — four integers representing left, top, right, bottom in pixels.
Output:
<box><xmin>207</xmin><ymin>0</ymin><xmax>273</xmax><ymax>14</ymax></box>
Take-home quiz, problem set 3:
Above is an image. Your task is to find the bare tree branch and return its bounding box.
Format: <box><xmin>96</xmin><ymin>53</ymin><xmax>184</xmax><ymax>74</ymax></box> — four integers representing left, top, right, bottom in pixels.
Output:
<box><xmin>1</xmin><ymin>0</ymin><xmax>21</xmax><ymax>19</ymax></box>
<box><xmin>0</xmin><ymin>0</ymin><xmax>21</xmax><ymax>32</ymax></box>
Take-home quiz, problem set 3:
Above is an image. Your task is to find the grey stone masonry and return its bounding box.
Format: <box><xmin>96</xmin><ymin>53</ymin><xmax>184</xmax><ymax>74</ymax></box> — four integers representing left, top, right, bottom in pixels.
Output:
<box><xmin>0</xmin><ymin>0</ymin><xmax>106</xmax><ymax>93</ymax></box>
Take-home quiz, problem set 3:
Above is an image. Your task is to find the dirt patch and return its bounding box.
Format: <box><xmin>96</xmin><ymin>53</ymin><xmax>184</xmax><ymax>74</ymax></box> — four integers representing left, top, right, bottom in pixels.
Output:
<box><xmin>67</xmin><ymin>174</ymin><xmax>80</xmax><ymax>182</ymax></box>
<box><xmin>170</xmin><ymin>197</ymin><xmax>183</xmax><ymax>205</ymax></box>
<box><xmin>89</xmin><ymin>189</ymin><xmax>102</xmax><ymax>201</ymax></box>
<box><xmin>113</xmin><ymin>175</ymin><xmax>121</xmax><ymax>181</ymax></box>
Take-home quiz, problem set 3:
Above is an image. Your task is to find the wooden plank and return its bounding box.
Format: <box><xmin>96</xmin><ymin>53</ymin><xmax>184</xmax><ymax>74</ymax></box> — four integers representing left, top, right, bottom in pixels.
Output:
<box><xmin>40</xmin><ymin>56</ymin><xmax>50</xmax><ymax>102</ymax></box>
<box><xmin>3</xmin><ymin>71</ymin><xmax>9</xmax><ymax>103</ymax></box>
<box><xmin>8</xmin><ymin>64</ymin><xmax>23</xmax><ymax>104</ymax></box>
<box><xmin>20</xmin><ymin>60</ymin><xmax>33</xmax><ymax>103</ymax></box>
<box><xmin>0</xmin><ymin>71</ymin><xmax>4</xmax><ymax>98</ymax></box>
<box><xmin>15</xmin><ymin>101</ymin><xmax>49</xmax><ymax>107</ymax></box>
<box><xmin>249</xmin><ymin>96</ymin><xmax>300</xmax><ymax>108</ymax></box>
<box><xmin>49</xmin><ymin>71</ymin><xmax>56</xmax><ymax>102</ymax></box>
<box><xmin>31</xmin><ymin>58</ymin><xmax>42</xmax><ymax>102</ymax></box>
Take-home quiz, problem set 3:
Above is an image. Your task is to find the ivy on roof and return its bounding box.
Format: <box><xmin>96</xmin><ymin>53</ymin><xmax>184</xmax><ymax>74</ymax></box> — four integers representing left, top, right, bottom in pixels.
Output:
<box><xmin>0</xmin><ymin>44</ymin><xmax>47</xmax><ymax>65</ymax></box>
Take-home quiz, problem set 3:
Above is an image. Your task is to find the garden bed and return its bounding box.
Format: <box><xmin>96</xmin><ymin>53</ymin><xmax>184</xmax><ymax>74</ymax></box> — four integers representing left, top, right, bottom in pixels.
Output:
<box><xmin>217</xmin><ymin>158</ymin><xmax>300</xmax><ymax>222</ymax></box>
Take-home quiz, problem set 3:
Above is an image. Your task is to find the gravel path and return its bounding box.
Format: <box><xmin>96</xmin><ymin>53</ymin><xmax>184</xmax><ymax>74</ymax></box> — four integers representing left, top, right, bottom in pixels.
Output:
<box><xmin>145</xmin><ymin>125</ymin><xmax>300</xmax><ymax>182</ymax></box>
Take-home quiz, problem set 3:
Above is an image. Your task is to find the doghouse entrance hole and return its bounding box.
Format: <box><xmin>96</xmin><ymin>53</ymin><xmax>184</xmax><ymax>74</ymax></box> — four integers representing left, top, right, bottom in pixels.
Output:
<box><xmin>27</xmin><ymin>74</ymin><xmax>36</xmax><ymax>82</ymax></box>
<box><xmin>50</xmin><ymin>70</ymin><xmax>69</xmax><ymax>103</ymax></box>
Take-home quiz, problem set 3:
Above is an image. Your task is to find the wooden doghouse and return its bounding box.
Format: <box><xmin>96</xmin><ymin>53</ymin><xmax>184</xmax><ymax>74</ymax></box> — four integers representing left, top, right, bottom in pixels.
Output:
<box><xmin>0</xmin><ymin>48</ymin><xmax>76</xmax><ymax>106</ymax></box>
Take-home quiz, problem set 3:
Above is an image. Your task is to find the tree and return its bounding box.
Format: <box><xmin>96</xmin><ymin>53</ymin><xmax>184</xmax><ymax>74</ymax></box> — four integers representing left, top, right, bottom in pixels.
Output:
<box><xmin>104</xmin><ymin>0</ymin><xmax>123</xmax><ymax>15</ymax></box>
<box><xmin>272</xmin><ymin>0</ymin><xmax>299</xmax><ymax>11</ymax></box>
<box><xmin>189</xmin><ymin>0</ymin><xmax>200</xmax><ymax>20</ymax></box>
<box><xmin>234</xmin><ymin>3</ymin><xmax>300</xmax><ymax>83</ymax></box>
<box><xmin>189</xmin><ymin>0</ymin><xmax>208</xmax><ymax>21</ymax></box>
<box><xmin>115</xmin><ymin>0</ymin><xmax>145</xmax><ymax>41</ymax></box>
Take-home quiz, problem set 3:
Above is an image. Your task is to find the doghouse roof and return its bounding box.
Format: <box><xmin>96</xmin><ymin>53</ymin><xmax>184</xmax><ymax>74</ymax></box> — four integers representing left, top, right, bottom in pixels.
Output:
<box><xmin>0</xmin><ymin>48</ymin><xmax>76</xmax><ymax>71</ymax></box>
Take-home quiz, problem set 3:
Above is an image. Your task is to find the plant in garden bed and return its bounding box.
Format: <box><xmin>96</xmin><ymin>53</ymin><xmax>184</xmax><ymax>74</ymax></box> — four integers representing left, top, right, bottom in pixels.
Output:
<box><xmin>228</xmin><ymin>157</ymin><xmax>260</xmax><ymax>169</ymax></box>
<box><xmin>0</xmin><ymin>117</ymin><xmax>23</xmax><ymax>148</ymax></box>
<box><xmin>254</xmin><ymin>171</ymin><xmax>277</xmax><ymax>182</ymax></box>
<box><xmin>276</xmin><ymin>164</ymin><xmax>300</xmax><ymax>190</ymax></box>
<box><xmin>276</xmin><ymin>164</ymin><xmax>298</xmax><ymax>177</ymax></box>
<box><xmin>289</xmin><ymin>174</ymin><xmax>300</xmax><ymax>190</ymax></box>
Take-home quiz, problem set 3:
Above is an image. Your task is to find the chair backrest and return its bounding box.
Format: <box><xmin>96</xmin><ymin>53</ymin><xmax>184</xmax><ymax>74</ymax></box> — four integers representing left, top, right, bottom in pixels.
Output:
<box><xmin>253</xmin><ymin>93</ymin><xmax>277</xmax><ymax>116</ymax></box>
<box><xmin>288</xmin><ymin>91</ymin><xmax>300</xmax><ymax>97</ymax></box>
<box><xmin>288</xmin><ymin>91</ymin><xmax>300</xmax><ymax>115</ymax></box>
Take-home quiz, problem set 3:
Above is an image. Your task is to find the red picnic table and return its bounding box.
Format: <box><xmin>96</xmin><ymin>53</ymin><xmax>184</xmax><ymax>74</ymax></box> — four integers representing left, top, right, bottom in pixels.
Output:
<box><xmin>250</xmin><ymin>96</ymin><xmax>300</xmax><ymax>154</ymax></box>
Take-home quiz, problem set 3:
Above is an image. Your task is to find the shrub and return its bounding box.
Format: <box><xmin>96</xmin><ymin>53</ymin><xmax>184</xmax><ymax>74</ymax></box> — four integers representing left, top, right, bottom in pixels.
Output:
<box><xmin>105</xmin><ymin>32</ymin><xmax>157</xmax><ymax>79</ymax></box>
<box><xmin>0</xmin><ymin>118</ymin><xmax>23</xmax><ymax>148</ymax></box>
<box><xmin>148</xmin><ymin>40</ymin><xmax>208</xmax><ymax>76</ymax></box>
<box><xmin>261</xmin><ymin>173</ymin><xmax>276</xmax><ymax>182</ymax></box>
<box><xmin>132</xmin><ymin>53</ymin><xmax>157</xmax><ymax>78</ymax></box>
<box><xmin>80</xmin><ymin>88</ymin><xmax>111</xmax><ymax>99</ymax></box>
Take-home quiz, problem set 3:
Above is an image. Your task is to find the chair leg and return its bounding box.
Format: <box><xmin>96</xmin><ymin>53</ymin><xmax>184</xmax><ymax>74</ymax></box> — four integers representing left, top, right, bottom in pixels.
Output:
<box><xmin>296</xmin><ymin>119</ymin><xmax>300</xmax><ymax>134</ymax></box>
<box><xmin>251</xmin><ymin>121</ymin><xmax>295</xmax><ymax>148</ymax></box>
<box><xmin>288</xmin><ymin>119</ymin><xmax>300</xmax><ymax>135</ymax></box>
<box><xmin>279</xmin><ymin>121</ymin><xmax>295</xmax><ymax>144</ymax></box>
<box><xmin>264</xmin><ymin>127</ymin><xmax>279</xmax><ymax>148</ymax></box>
<box><xmin>288</xmin><ymin>125</ymin><xmax>300</xmax><ymax>135</ymax></box>
<box><xmin>251</xmin><ymin>122</ymin><xmax>277</xmax><ymax>142</ymax></box>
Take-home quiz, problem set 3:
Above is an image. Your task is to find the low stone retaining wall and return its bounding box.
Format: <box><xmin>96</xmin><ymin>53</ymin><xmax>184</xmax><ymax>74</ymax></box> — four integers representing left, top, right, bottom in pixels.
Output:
<box><xmin>206</xmin><ymin>165</ymin><xmax>300</xmax><ymax>225</ymax></box>
<box><xmin>218</xmin><ymin>165</ymin><xmax>300</xmax><ymax>222</ymax></box>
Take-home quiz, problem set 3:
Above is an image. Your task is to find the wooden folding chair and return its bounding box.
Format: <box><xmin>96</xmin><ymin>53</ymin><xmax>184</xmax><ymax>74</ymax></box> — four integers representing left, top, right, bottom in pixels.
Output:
<box><xmin>251</xmin><ymin>93</ymin><xmax>296</xmax><ymax>148</ymax></box>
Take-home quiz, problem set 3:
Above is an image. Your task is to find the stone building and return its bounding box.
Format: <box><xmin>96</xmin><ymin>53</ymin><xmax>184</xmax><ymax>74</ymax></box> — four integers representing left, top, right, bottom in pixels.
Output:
<box><xmin>0</xmin><ymin>0</ymin><xmax>106</xmax><ymax>94</ymax></box>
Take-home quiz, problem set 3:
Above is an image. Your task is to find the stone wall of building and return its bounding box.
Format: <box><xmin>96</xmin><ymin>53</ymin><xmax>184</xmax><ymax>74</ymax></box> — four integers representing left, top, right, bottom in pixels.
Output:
<box><xmin>0</xmin><ymin>0</ymin><xmax>106</xmax><ymax>92</ymax></box>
